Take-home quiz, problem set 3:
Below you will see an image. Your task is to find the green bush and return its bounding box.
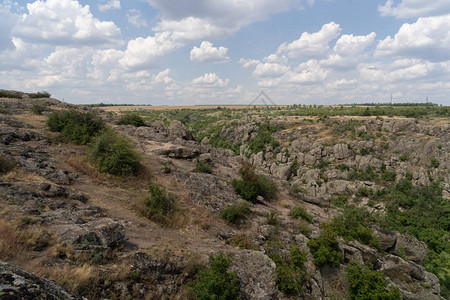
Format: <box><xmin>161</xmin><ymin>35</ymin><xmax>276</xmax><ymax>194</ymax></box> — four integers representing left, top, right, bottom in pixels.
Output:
<box><xmin>193</xmin><ymin>254</ymin><xmax>240</xmax><ymax>300</ymax></box>
<box><xmin>89</xmin><ymin>129</ymin><xmax>141</xmax><ymax>176</ymax></box>
<box><xmin>247</xmin><ymin>121</ymin><xmax>282</xmax><ymax>155</ymax></box>
<box><xmin>346</xmin><ymin>261</ymin><xmax>400</xmax><ymax>300</ymax></box>
<box><xmin>30</xmin><ymin>91</ymin><xmax>51</xmax><ymax>98</ymax></box>
<box><xmin>430</xmin><ymin>158</ymin><xmax>440</xmax><ymax>168</ymax></box>
<box><xmin>0</xmin><ymin>90</ymin><xmax>21</xmax><ymax>99</ymax></box>
<box><xmin>194</xmin><ymin>160</ymin><xmax>213</xmax><ymax>174</ymax></box>
<box><xmin>220</xmin><ymin>202</ymin><xmax>250</xmax><ymax>225</ymax></box>
<box><xmin>267</xmin><ymin>239</ymin><xmax>308</xmax><ymax>295</ymax></box>
<box><xmin>289</xmin><ymin>206</ymin><xmax>313</xmax><ymax>222</ymax></box>
<box><xmin>118</xmin><ymin>113</ymin><xmax>145</xmax><ymax>127</ymax></box>
<box><xmin>144</xmin><ymin>182</ymin><xmax>176</xmax><ymax>225</ymax></box>
<box><xmin>232</xmin><ymin>163</ymin><xmax>278</xmax><ymax>203</ymax></box>
<box><xmin>307</xmin><ymin>224</ymin><xmax>343</xmax><ymax>267</ymax></box>
<box><xmin>31</xmin><ymin>103</ymin><xmax>47</xmax><ymax>115</ymax></box>
<box><xmin>47</xmin><ymin>110</ymin><xmax>105</xmax><ymax>144</ymax></box>
<box><xmin>330</xmin><ymin>206</ymin><xmax>378</xmax><ymax>248</ymax></box>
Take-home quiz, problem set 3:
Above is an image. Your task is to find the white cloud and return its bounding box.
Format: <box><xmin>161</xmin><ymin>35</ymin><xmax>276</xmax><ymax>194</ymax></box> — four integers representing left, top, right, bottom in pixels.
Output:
<box><xmin>378</xmin><ymin>0</ymin><xmax>450</xmax><ymax>18</ymax></box>
<box><xmin>238</xmin><ymin>58</ymin><xmax>260</xmax><ymax>68</ymax></box>
<box><xmin>119</xmin><ymin>32</ymin><xmax>180</xmax><ymax>69</ymax></box>
<box><xmin>127</xmin><ymin>9</ymin><xmax>148</xmax><ymax>28</ymax></box>
<box><xmin>190</xmin><ymin>41</ymin><xmax>230</xmax><ymax>64</ymax></box>
<box><xmin>147</xmin><ymin>0</ymin><xmax>302</xmax><ymax>42</ymax></box>
<box><xmin>253</xmin><ymin>63</ymin><xmax>290</xmax><ymax>78</ymax></box>
<box><xmin>375</xmin><ymin>15</ymin><xmax>450</xmax><ymax>61</ymax></box>
<box><xmin>289</xmin><ymin>60</ymin><xmax>329</xmax><ymax>84</ymax></box>
<box><xmin>98</xmin><ymin>0</ymin><xmax>121</xmax><ymax>12</ymax></box>
<box><xmin>12</xmin><ymin>0</ymin><xmax>122</xmax><ymax>47</ymax></box>
<box><xmin>192</xmin><ymin>73</ymin><xmax>230</xmax><ymax>87</ymax></box>
<box><xmin>277</xmin><ymin>22</ymin><xmax>341</xmax><ymax>59</ymax></box>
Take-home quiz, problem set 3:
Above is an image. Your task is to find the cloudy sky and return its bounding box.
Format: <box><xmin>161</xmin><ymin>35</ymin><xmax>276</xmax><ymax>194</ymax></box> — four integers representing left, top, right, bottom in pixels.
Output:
<box><xmin>0</xmin><ymin>0</ymin><xmax>449</xmax><ymax>105</ymax></box>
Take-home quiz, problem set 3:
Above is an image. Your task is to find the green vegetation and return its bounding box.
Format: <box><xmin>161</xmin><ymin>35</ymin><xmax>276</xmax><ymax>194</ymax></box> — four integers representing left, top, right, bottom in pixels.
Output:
<box><xmin>0</xmin><ymin>90</ymin><xmax>21</xmax><ymax>99</ymax></box>
<box><xmin>46</xmin><ymin>110</ymin><xmax>105</xmax><ymax>144</ymax></box>
<box><xmin>307</xmin><ymin>224</ymin><xmax>343</xmax><ymax>267</ymax></box>
<box><xmin>31</xmin><ymin>103</ymin><xmax>47</xmax><ymax>115</ymax></box>
<box><xmin>289</xmin><ymin>206</ymin><xmax>313</xmax><ymax>222</ymax></box>
<box><xmin>89</xmin><ymin>129</ymin><xmax>141</xmax><ymax>176</ymax></box>
<box><xmin>329</xmin><ymin>206</ymin><xmax>378</xmax><ymax>248</ymax></box>
<box><xmin>220</xmin><ymin>202</ymin><xmax>250</xmax><ymax>225</ymax></box>
<box><xmin>144</xmin><ymin>182</ymin><xmax>176</xmax><ymax>226</ymax></box>
<box><xmin>118</xmin><ymin>113</ymin><xmax>145</xmax><ymax>127</ymax></box>
<box><xmin>232</xmin><ymin>163</ymin><xmax>278</xmax><ymax>203</ymax></box>
<box><xmin>374</xmin><ymin>179</ymin><xmax>449</xmax><ymax>296</ymax></box>
<box><xmin>346</xmin><ymin>261</ymin><xmax>400</xmax><ymax>300</ymax></box>
<box><xmin>194</xmin><ymin>160</ymin><xmax>214</xmax><ymax>174</ymax></box>
<box><xmin>193</xmin><ymin>254</ymin><xmax>240</xmax><ymax>300</ymax></box>
<box><xmin>30</xmin><ymin>91</ymin><xmax>51</xmax><ymax>98</ymax></box>
<box><xmin>267</xmin><ymin>238</ymin><xmax>308</xmax><ymax>295</ymax></box>
<box><xmin>430</xmin><ymin>158</ymin><xmax>440</xmax><ymax>168</ymax></box>
<box><xmin>247</xmin><ymin>121</ymin><xmax>282</xmax><ymax>155</ymax></box>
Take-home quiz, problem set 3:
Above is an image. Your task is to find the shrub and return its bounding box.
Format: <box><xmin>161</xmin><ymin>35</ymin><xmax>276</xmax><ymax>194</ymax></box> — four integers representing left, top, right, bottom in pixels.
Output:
<box><xmin>399</xmin><ymin>154</ymin><xmax>410</xmax><ymax>162</ymax></box>
<box><xmin>193</xmin><ymin>254</ymin><xmax>240</xmax><ymax>300</ymax></box>
<box><xmin>346</xmin><ymin>261</ymin><xmax>400</xmax><ymax>300</ymax></box>
<box><xmin>430</xmin><ymin>158</ymin><xmax>440</xmax><ymax>168</ymax></box>
<box><xmin>30</xmin><ymin>91</ymin><xmax>51</xmax><ymax>98</ymax></box>
<box><xmin>220</xmin><ymin>202</ymin><xmax>250</xmax><ymax>225</ymax></box>
<box><xmin>194</xmin><ymin>160</ymin><xmax>213</xmax><ymax>174</ymax></box>
<box><xmin>0</xmin><ymin>155</ymin><xmax>15</xmax><ymax>174</ymax></box>
<box><xmin>118</xmin><ymin>113</ymin><xmax>145</xmax><ymax>127</ymax></box>
<box><xmin>289</xmin><ymin>206</ymin><xmax>313</xmax><ymax>222</ymax></box>
<box><xmin>0</xmin><ymin>90</ymin><xmax>21</xmax><ymax>99</ymax></box>
<box><xmin>31</xmin><ymin>103</ymin><xmax>47</xmax><ymax>115</ymax></box>
<box><xmin>229</xmin><ymin>234</ymin><xmax>257</xmax><ymax>250</ymax></box>
<box><xmin>307</xmin><ymin>224</ymin><xmax>343</xmax><ymax>267</ymax></box>
<box><xmin>267</xmin><ymin>239</ymin><xmax>308</xmax><ymax>295</ymax></box>
<box><xmin>47</xmin><ymin>110</ymin><xmax>105</xmax><ymax>144</ymax></box>
<box><xmin>144</xmin><ymin>182</ymin><xmax>176</xmax><ymax>225</ymax></box>
<box><xmin>266</xmin><ymin>211</ymin><xmax>280</xmax><ymax>226</ymax></box>
<box><xmin>330</xmin><ymin>206</ymin><xmax>378</xmax><ymax>248</ymax></box>
<box><xmin>232</xmin><ymin>162</ymin><xmax>278</xmax><ymax>203</ymax></box>
<box><xmin>89</xmin><ymin>129</ymin><xmax>141</xmax><ymax>176</ymax></box>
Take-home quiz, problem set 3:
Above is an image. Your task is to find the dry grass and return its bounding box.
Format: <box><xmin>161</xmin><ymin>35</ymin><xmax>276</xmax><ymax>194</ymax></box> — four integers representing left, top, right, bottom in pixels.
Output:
<box><xmin>1</xmin><ymin>168</ymin><xmax>49</xmax><ymax>183</ymax></box>
<box><xmin>38</xmin><ymin>264</ymin><xmax>98</xmax><ymax>294</ymax></box>
<box><xmin>0</xmin><ymin>220</ymin><xmax>52</xmax><ymax>259</ymax></box>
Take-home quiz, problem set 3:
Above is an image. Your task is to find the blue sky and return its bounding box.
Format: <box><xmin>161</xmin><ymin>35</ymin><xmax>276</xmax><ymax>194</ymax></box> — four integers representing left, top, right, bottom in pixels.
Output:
<box><xmin>0</xmin><ymin>0</ymin><xmax>449</xmax><ymax>105</ymax></box>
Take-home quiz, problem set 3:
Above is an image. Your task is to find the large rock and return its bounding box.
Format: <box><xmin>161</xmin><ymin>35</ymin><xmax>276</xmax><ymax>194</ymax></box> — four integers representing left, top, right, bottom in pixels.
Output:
<box><xmin>231</xmin><ymin>250</ymin><xmax>277</xmax><ymax>300</ymax></box>
<box><xmin>271</xmin><ymin>163</ymin><xmax>292</xmax><ymax>181</ymax></box>
<box><xmin>372</xmin><ymin>226</ymin><xmax>397</xmax><ymax>251</ymax></box>
<box><xmin>334</xmin><ymin>143</ymin><xmax>349</xmax><ymax>160</ymax></box>
<box><xmin>168</xmin><ymin>120</ymin><xmax>195</xmax><ymax>141</ymax></box>
<box><xmin>59</xmin><ymin>218</ymin><xmax>125</xmax><ymax>248</ymax></box>
<box><xmin>380</xmin><ymin>255</ymin><xmax>441</xmax><ymax>300</ymax></box>
<box><xmin>393</xmin><ymin>233</ymin><xmax>427</xmax><ymax>264</ymax></box>
<box><xmin>0</xmin><ymin>261</ymin><xmax>79</xmax><ymax>299</ymax></box>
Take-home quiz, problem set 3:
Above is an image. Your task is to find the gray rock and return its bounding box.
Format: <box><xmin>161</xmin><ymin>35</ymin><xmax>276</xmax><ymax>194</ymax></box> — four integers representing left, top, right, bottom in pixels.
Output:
<box><xmin>0</xmin><ymin>261</ymin><xmax>78</xmax><ymax>299</ymax></box>
<box><xmin>334</xmin><ymin>143</ymin><xmax>349</xmax><ymax>160</ymax></box>
<box><xmin>393</xmin><ymin>233</ymin><xmax>427</xmax><ymax>264</ymax></box>
<box><xmin>168</xmin><ymin>120</ymin><xmax>195</xmax><ymax>141</ymax></box>
<box><xmin>252</xmin><ymin>151</ymin><xmax>265</xmax><ymax>166</ymax></box>
<box><xmin>231</xmin><ymin>250</ymin><xmax>277</xmax><ymax>300</ymax></box>
<box><xmin>271</xmin><ymin>163</ymin><xmax>291</xmax><ymax>181</ymax></box>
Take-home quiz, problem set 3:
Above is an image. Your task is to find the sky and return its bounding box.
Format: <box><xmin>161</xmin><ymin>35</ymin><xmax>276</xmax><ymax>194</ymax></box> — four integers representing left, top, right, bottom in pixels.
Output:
<box><xmin>0</xmin><ymin>0</ymin><xmax>449</xmax><ymax>105</ymax></box>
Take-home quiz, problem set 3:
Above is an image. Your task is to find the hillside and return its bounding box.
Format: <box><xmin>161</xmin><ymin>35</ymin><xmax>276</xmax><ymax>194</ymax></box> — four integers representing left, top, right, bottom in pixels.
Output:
<box><xmin>0</xmin><ymin>90</ymin><xmax>449</xmax><ymax>299</ymax></box>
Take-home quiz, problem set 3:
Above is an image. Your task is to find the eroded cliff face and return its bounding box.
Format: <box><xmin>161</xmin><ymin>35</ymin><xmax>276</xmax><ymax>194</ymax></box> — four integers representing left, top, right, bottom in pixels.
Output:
<box><xmin>0</xmin><ymin>92</ymin><xmax>448</xmax><ymax>299</ymax></box>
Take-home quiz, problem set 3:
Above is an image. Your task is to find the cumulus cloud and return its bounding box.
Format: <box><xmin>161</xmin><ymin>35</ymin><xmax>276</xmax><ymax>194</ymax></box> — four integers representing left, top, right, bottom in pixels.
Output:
<box><xmin>98</xmin><ymin>0</ymin><xmax>121</xmax><ymax>12</ymax></box>
<box><xmin>375</xmin><ymin>15</ymin><xmax>450</xmax><ymax>61</ymax></box>
<box><xmin>192</xmin><ymin>73</ymin><xmax>230</xmax><ymax>87</ymax></box>
<box><xmin>253</xmin><ymin>63</ymin><xmax>290</xmax><ymax>78</ymax></box>
<box><xmin>12</xmin><ymin>0</ymin><xmax>122</xmax><ymax>47</ymax></box>
<box><xmin>127</xmin><ymin>9</ymin><xmax>148</xmax><ymax>28</ymax></box>
<box><xmin>238</xmin><ymin>58</ymin><xmax>260</xmax><ymax>68</ymax></box>
<box><xmin>378</xmin><ymin>0</ymin><xmax>450</xmax><ymax>18</ymax></box>
<box><xmin>119</xmin><ymin>32</ymin><xmax>180</xmax><ymax>69</ymax></box>
<box><xmin>190</xmin><ymin>41</ymin><xmax>230</xmax><ymax>64</ymax></box>
<box><xmin>147</xmin><ymin>0</ymin><xmax>302</xmax><ymax>42</ymax></box>
<box><xmin>277</xmin><ymin>22</ymin><xmax>341</xmax><ymax>59</ymax></box>
<box><xmin>289</xmin><ymin>60</ymin><xmax>329</xmax><ymax>84</ymax></box>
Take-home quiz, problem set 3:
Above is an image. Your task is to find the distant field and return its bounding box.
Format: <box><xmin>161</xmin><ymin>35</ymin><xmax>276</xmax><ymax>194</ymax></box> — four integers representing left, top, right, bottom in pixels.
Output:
<box><xmin>101</xmin><ymin>105</ymin><xmax>288</xmax><ymax>111</ymax></box>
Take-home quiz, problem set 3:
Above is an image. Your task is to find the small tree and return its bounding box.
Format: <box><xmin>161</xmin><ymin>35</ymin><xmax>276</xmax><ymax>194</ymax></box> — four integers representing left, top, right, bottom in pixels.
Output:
<box><xmin>89</xmin><ymin>129</ymin><xmax>141</xmax><ymax>176</ymax></box>
<box><xmin>193</xmin><ymin>254</ymin><xmax>240</xmax><ymax>300</ymax></box>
